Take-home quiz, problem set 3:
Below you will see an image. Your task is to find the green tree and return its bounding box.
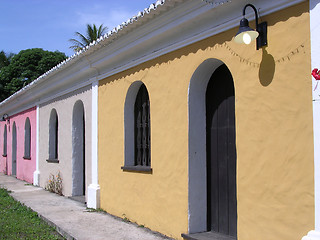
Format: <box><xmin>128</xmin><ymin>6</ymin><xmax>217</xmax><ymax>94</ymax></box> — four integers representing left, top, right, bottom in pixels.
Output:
<box><xmin>69</xmin><ymin>24</ymin><xmax>108</xmax><ymax>52</ymax></box>
<box><xmin>0</xmin><ymin>48</ymin><xmax>67</xmax><ymax>101</ymax></box>
<box><xmin>0</xmin><ymin>51</ymin><xmax>14</xmax><ymax>69</ymax></box>
<box><xmin>0</xmin><ymin>51</ymin><xmax>15</xmax><ymax>99</ymax></box>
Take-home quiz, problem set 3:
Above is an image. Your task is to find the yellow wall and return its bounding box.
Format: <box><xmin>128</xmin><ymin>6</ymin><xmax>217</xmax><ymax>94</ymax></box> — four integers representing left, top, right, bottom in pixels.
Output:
<box><xmin>98</xmin><ymin>2</ymin><xmax>314</xmax><ymax>240</ymax></box>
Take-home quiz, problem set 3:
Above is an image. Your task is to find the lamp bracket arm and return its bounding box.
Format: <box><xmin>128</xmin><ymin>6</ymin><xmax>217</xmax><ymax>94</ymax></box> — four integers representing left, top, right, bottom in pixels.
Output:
<box><xmin>243</xmin><ymin>3</ymin><xmax>259</xmax><ymax>29</ymax></box>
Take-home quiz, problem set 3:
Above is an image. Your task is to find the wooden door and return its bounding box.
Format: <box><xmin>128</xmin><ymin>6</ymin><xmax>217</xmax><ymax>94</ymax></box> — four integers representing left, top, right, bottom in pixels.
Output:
<box><xmin>12</xmin><ymin>123</ymin><xmax>17</xmax><ymax>176</ymax></box>
<box><xmin>206</xmin><ymin>64</ymin><xmax>237</xmax><ymax>237</ymax></box>
<box><xmin>72</xmin><ymin>101</ymin><xmax>85</xmax><ymax>196</ymax></box>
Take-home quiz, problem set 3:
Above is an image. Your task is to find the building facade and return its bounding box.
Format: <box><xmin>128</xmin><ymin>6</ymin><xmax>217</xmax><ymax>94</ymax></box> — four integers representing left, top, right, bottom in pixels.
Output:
<box><xmin>0</xmin><ymin>0</ymin><xmax>319</xmax><ymax>239</ymax></box>
<box><xmin>38</xmin><ymin>85</ymin><xmax>93</xmax><ymax>200</ymax></box>
<box><xmin>0</xmin><ymin>107</ymin><xmax>36</xmax><ymax>183</ymax></box>
<box><xmin>97</xmin><ymin>1</ymin><xmax>314</xmax><ymax>239</ymax></box>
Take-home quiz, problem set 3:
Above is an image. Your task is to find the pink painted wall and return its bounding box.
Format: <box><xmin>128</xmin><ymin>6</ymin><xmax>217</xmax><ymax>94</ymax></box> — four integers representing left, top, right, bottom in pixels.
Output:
<box><xmin>0</xmin><ymin>107</ymin><xmax>36</xmax><ymax>183</ymax></box>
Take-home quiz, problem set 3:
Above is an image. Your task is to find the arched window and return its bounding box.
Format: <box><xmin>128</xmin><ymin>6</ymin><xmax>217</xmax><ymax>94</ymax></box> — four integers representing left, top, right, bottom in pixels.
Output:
<box><xmin>48</xmin><ymin>109</ymin><xmax>58</xmax><ymax>161</ymax></box>
<box><xmin>134</xmin><ymin>84</ymin><xmax>150</xmax><ymax>167</ymax></box>
<box><xmin>24</xmin><ymin>117</ymin><xmax>31</xmax><ymax>159</ymax></box>
<box><xmin>3</xmin><ymin>125</ymin><xmax>7</xmax><ymax>157</ymax></box>
<box><xmin>122</xmin><ymin>82</ymin><xmax>151</xmax><ymax>172</ymax></box>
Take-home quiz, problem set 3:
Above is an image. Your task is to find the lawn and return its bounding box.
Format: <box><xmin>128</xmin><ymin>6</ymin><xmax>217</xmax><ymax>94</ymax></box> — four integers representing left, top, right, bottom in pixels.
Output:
<box><xmin>0</xmin><ymin>188</ymin><xmax>65</xmax><ymax>240</ymax></box>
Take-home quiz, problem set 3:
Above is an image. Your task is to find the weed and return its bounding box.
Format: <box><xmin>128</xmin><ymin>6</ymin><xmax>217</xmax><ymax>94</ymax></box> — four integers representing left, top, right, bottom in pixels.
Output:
<box><xmin>45</xmin><ymin>172</ymin><xmax>63</xmax><ymax>196</ymax></box>
<box><xmin>122</xmin><ymin>214</ymin><xmax>130</xmax><ymax>222</ymax></box>
<box><xmin>85</xmin><ymin>208</ymin><xmax>105</xmax><ymax>213</ymax></box>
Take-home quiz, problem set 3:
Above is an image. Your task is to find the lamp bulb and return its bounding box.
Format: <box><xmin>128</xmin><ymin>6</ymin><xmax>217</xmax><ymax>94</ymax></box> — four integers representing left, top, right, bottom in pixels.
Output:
<box><xmin>242</xmin><ymin>32</ymin><xmax>252</xmax><ymax>45</ymax></box>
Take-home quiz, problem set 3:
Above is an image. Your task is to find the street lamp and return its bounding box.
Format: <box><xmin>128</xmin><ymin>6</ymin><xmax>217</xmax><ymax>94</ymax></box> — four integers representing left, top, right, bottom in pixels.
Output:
<box><xmin>234</xmin><ymin>4</ymin><xmax>267</xmax><ymax>50</ymax></box>
<box><xmin>0</xmin><ymin>114</ymin><xmax>9</xmax><ymax>123</ymax></box>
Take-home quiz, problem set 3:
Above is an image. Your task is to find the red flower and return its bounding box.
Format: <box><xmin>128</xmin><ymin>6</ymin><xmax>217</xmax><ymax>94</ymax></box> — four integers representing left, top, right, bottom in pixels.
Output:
<box><xmin>312</xmin><ymin>68</ymin><xmax>320</xmax><ymax>80</ymax></box>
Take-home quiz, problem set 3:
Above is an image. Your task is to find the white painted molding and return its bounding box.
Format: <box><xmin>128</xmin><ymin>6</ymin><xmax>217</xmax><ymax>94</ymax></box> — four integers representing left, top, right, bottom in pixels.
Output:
<box><xmin>302</xmin><ymin>100</ymin><xmax>320</xmax><ymax>239</ymax></box>
<box><xmin>302</xmin><ymin>230</ymin><xmax>320</xmax><ymax>240</ymax></box>
<box><xmin>304</xmin><ymin>2</ymin><xmax>320</xmax><ymax>240</ymax></box>
<box><xmin>87</xmin><ymin>184</ymin><xmax>100</xmax><ymax>209</ymax></box>
<box><xmin>312</xmin><ymin>99</ymin><xmax>320</xmax><ymax>230</ymax></box>
<box><xmin>0</xmin><ymin>0</ymin><xmax>304</xmax><ymax>119</ymax></box>
<box><xmin>33</xmin><ymin>105</ymin><xmax>40</xmax><ymax>186</ymax></box>
<box><xmin>87</xmin><ymin>80</ymin><xmax>100</xmax><ymax>209</ymax></box>
<box><xmin>90</xmin><ymin>0</ymin><xmax>304</xmax><ymax>83</ymax></box>
<box><xmin>311</xmin><ymin>0</ymin><xmax>320</xmax><ymax>100</ymax></box>
<box><xmin>33</xmin><ymin>171</ymin><xmax>40</xmax><ymax>186</ymax></box>
<box><xmin>91</xmin><ymin>80</ymin><xmax>98</xmax><ymax>186</ymax></box>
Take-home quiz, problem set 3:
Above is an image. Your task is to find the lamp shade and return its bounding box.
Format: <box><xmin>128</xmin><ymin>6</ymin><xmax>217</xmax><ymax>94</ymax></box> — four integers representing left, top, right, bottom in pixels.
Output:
<box><xmin>234</xmin><ymin>18</ymin><xmax>259</xmax><ymax>44</ymax></box>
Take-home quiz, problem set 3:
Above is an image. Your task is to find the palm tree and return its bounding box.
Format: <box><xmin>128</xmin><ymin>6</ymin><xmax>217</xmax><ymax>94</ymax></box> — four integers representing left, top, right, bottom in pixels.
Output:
<box><xmin>69</xmin><ymin>24</ymin><xmax>108</xmax><ymax>52</ymax></box>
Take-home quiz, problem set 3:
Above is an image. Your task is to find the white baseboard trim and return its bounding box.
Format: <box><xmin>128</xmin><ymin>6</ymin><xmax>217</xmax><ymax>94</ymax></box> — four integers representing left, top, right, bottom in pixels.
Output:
<box><xmin>302</xmin><ymin>230</ymin><xmax>320</xmax><ymax>240</ymax></box>
<box><xmin>87</xmin><ymin>184</ymin><xmax>100</xmax><ymax>209</ymax></box>
<box><xmin>33</xmin><ymin>170</ymin><xmax>40</xmax><ymax>186</ymax></box>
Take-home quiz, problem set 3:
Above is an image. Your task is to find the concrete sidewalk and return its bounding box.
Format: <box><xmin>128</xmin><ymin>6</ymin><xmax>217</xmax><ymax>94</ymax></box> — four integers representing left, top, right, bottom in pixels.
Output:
<box><xmin>0</xmin><ymin>173</ymin><xmax>170</xmax><ymax>240</ymax></box>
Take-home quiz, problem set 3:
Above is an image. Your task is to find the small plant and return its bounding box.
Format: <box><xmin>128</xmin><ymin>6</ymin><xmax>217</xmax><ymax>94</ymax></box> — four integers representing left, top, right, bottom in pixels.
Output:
<box><xmin>45</xmin><ymin>172</ymin><xmax>63</xmax><ymax>196</ymax></box>
<box><xmin>85</xmin><ymin>208</ymin><xmax>105</xmax><ymax>213</ymax></box>
<box><xmin>122</xmin><ymin>214</ymin><xmax>130</xmax><ymax>222</ymax></box>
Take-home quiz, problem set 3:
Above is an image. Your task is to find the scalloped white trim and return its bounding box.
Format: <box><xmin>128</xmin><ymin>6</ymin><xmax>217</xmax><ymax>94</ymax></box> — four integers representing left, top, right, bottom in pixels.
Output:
<box><xmin>302</xmin><ymin>230</ymin><xmax>320</xmax><ymax>240</ymax></box>
<box><xmin>0</xmin><ymin>0</ymin><xmax>168</xmax><ymax>108</ymax></box>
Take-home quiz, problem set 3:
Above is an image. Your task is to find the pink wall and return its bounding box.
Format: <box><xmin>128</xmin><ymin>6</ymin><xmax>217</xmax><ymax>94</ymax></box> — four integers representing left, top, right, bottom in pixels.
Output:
<box><xmin>0</xmin><ymin>107</ymin><xmax>36</xmax><ymax>183</ymax></box>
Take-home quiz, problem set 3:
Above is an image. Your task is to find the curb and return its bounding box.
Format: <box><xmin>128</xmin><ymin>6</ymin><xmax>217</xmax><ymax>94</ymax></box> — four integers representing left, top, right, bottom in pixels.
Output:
<box><xmin>37</xmin><ymin>213</ymin><xmax>76</xmax><ymax>240</ymax></box>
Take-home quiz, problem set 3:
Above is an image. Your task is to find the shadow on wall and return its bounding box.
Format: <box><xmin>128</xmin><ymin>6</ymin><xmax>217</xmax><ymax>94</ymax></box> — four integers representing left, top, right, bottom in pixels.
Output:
<box><xmin>259</xmin><ymin>48</ymin><xmax>275</xmax><ymax>86</ymax></box>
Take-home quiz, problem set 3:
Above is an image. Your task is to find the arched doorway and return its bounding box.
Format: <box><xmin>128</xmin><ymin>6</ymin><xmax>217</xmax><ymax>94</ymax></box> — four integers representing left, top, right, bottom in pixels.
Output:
<box><xmin>206</xmin><ymin>64</ymin><xmax>237</xmax><ymax>236</ymax></box>
<box><xmin>72</xmin><ymin>100</ymin><xmax>85</xmax><ymax>197</ymax></box>
<box><xmin>188</xmin><ymin>59</ymin><xmax>237</xmax><ymax>238</ymax></box>
<box><xmin>12</xmin><ymin>122</ymin><xmax>17</xmax><ymax>176</ymax></box>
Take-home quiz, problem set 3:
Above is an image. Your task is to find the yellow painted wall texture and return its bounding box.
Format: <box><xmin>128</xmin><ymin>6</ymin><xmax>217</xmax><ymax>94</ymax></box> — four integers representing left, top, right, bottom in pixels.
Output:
<box><xmin>98</xmin><ymin>2</ymin><xmax>314</xmax><ymax>240</ymax></box>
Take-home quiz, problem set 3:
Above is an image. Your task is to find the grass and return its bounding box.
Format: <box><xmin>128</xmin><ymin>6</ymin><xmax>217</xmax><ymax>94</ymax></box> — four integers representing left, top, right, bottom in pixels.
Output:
<box><xmin>85</xmin><ymin>207</ymin><xmax>105</xmax><ymax>213</ymax></box>
<box><xmin>0</xmin><ymin>188</ymin><xmax>65</xmax><ymax>240</ymax></box>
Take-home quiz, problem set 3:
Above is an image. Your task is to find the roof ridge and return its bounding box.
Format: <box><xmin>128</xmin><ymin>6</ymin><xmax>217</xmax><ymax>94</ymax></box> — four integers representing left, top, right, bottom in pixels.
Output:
<box><xmin>0</xmin><ymin>0</ymin><xmax>171</xmax><ymax>106</ymax></box>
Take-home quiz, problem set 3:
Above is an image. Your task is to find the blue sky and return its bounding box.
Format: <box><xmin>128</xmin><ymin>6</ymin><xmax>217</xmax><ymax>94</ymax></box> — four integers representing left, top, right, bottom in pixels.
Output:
<box><xmin>0</xmin><ymin>0</ymin><xmax>154</xmax><ymax>57</ymax></box>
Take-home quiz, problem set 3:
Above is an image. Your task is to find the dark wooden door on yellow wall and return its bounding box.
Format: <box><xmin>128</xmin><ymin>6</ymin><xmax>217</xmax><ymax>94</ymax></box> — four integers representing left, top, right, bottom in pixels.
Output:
<box><xmin>206</xmin><ymin>64</ymin><xmax>237</xmax><ymax>237</ymax></box>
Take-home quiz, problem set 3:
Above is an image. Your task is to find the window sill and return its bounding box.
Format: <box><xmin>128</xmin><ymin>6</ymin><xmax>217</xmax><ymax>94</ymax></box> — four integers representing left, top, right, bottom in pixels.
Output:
<box><xmin>23</xmin><ymin>156</ymin><xmax>31</xmax><ymax>160</ymax></box>
<box><xmin>46</xmin><ymin>159</ymin><xmax>59</xmax><ymax>163</ymax></box>
<box><xmin>121</xmin><ymin>165</ymin><xmax>152</xmax><ymax>173</ymax></box>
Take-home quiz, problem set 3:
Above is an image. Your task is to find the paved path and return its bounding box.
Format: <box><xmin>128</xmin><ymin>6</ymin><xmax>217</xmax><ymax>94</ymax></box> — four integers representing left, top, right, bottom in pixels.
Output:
<box><xmin>0</xmin><ymin>173</ymin><xmax>170</xmax><ymax>240</ymax></box>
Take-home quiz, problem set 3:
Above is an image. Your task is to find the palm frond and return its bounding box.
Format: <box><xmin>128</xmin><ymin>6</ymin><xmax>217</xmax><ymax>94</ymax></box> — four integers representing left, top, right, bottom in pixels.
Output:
<box><xmin>69</xmin><ymin>24</ymin><xmax>108</xmax><ymax>53</ymax></box>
